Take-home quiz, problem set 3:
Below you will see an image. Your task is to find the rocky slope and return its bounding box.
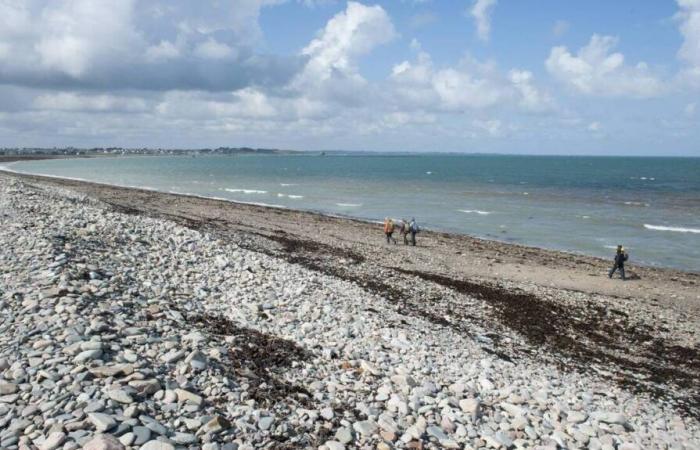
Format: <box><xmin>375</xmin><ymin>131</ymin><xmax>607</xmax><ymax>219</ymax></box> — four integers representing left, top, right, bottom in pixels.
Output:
<box><xmin>0</xmin><ymin>177</ymin><xmax>698</xmax><ymax>449</ymax></box>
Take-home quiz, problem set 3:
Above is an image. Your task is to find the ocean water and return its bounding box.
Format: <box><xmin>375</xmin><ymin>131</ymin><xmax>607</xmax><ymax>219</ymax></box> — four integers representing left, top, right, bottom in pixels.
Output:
<box><xmin>5</xmin><ymin>154</ymin><xmax>700</xmax><ymax>272</ymax></box>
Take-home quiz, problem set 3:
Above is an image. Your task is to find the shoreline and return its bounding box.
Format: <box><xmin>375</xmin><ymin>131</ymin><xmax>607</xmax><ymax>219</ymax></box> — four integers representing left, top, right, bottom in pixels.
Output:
<box><xmin>2</xmin><ymin>160</ymin><xmax>698</xmax><ymax>277</ymax></box>
<box><xmin>1</xmin><ymin>170</ymin><xmax>698</xmax><ymax>448</ymax></box>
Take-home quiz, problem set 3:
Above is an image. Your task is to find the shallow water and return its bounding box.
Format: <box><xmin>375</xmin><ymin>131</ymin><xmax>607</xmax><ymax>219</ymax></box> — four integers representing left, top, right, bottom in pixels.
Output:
<box><xmin>6</xmin><ymin>153</ymin><xmax>700</xmax><ymax>271</ymax></box>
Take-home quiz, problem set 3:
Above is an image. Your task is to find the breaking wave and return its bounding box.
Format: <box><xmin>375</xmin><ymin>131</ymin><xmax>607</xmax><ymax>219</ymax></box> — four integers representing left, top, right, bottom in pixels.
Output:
<box><xmin>458</xmin><ymin>209</ymin><xmax>492</xmax><ymax>215</ymax></box>
<box><xmin>644</xmin><ymin>224</ymin><xmax>700</xmax><ymax>234</ymax></box>
<box><xmin>224</xmin><ymin>188</ymin><xmax>267</xmax><ymax>194</ymax></box>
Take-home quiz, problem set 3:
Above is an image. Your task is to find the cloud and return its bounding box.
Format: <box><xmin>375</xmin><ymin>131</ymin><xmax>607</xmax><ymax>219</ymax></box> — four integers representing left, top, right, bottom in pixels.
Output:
<box><xmin>193</xmin><ymin>38</ymin><xmax>236</xmax><ymax>60</ymax></box>
<box><xmin>0</xmin><ymin>0</ymin><xmax>301</xmax><ymax>91</ymax></box>
<box><xmin>299</xmin><ymin>2</ymin><xmax>396</xmax><ymax>83</ymax></box>
<box><xmin>676</xmin><ymin>0</ymin><xmax>700</xmax><ymax>85</ymax></box>
<box><xmin>33</xmin><ymin>93</ymin><xmax>149</xmax><ymax>113</ymax></box>
<box><xmin>470</xmin><ymin>0</ymin><xmax>497</xmax><ymax>42</ymax></box>
<box><xmin>389</xmin><ymin>47</ymin><xmax>553</xmax><ymax>113</ymax></box>
<box><xmin>473</xmin><ymin>119</ymin><xmax>502</xmax><ymax>136</ymax></box>
<box><xmin>292</xmin><ymin>0</ymin><xmax>396</xmax><ymax>106</ymax></box>
<box><xmin>546</xmin><ymin>34</ymin><xmax>664</xmax><ymax>98</ymax></box>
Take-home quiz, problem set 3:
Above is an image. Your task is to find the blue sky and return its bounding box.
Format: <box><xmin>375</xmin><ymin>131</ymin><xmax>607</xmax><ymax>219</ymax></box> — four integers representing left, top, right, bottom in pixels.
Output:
<box><xmin>0</xmin><ymin>0</ymin><xmax>699</xmax><ymax>155</ymax></box>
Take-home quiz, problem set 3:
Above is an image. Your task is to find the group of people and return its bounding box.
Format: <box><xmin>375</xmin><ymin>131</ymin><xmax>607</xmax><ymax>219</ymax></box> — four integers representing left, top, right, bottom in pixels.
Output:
<box><xmin>383</xmin><ymin>217</ymin><xmax>419</xmax><ymax>246</ymax></box>
<box><xmin>383</xmin><ymin>218</ymin><xmax>631</xmax><ymax>281</ymax></box>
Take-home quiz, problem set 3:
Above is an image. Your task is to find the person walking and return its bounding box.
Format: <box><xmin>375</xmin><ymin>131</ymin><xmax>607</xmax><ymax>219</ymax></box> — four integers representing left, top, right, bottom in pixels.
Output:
<box><xmin>400</xmin><ymin>219</ymin><xmax>410</xmax><ymax>245</ymax></box>
<box><xmin>383</xmin><ymin>217</ymin><xmax>397</xmax><ymax>244</ymax></box>
<box><xmin>608</xmin><ymin>245</ymin><xmax>628</xmax><ymax>280</ymax></box>
<box><xmin>408</xmin><ymin>217</ymin><xmax>419</xmax><ymax>246</ymax></box>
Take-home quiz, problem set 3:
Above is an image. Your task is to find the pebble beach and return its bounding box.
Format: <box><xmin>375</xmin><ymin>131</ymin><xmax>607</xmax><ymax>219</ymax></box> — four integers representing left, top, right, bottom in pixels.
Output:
<box><xmin>1</xmin><ymin>172</ymin><xmax>698</xmax><ymax>450</ymax></box>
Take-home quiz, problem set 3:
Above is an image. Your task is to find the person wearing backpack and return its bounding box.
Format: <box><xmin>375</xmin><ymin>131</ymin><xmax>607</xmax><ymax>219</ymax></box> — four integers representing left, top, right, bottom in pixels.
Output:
<box><xmin>399</xmin><ymin>218</ymin><xmax>410</xmax><ymax>245</ymax></box>
<box><xmin>608</xmin><ymin>245</ymin><xmax>628</xmax><ymax>280</ymax></box>
<box><xmin>408</xmin><ymin>218</ymin><xmax>419</xmax><ymax>246</ymax></box>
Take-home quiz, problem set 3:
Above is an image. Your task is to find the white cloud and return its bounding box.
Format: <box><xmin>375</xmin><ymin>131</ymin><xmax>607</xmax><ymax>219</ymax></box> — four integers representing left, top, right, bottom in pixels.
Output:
<box><xmin>33</xmin><ymin>93</ymin><xmax>148</xmax><ymax>113</ymax></box>
<box><xmin>509</xmin><ymin>70</ymin><xmax>555</xmax><ymax>112</ymax></box>
<box><xmin>470</xmin><ymin>0</ymin><xmax>497</xmax><ymax>42</ymax></box>
<box><xmin>685</xmin><ymin>102</ymin><xmax>697</xmax><ymax>115</ymax></box>
<box><xmin>298</xmin><ymin>2</ymin><xmax>396</xmax><ymax>85</ymax></box>
<box><xmin>473</xmin><ymin>118</ymin><xmax>502</xmax><ymax>136</ymax></box>
<box><xmin>0</xmin><ymin>0</ymin><xmax>299</xmax><ymax>91</ymax></box>
<box><xmin>390</xmin><ymin>49</ymin><xmax>553</xmax><ymax>112</ymax></box>
<box><xmin>546</xmin><ymin>34</ymin><xmax>664</xmax><ymax>98</ymax></box>
<box><xmin>145</xmin><ymin>41</ymin><xmax>181</xmax><ymax>62</ymax></box>
<box><xmin>0</xmin><ymin>0</ymin><xmax>142</xmax><ymax>79</ymax></box>
<box><xmin>677</xmin><ymin>0</ymin><xmax>700</xmax><ymax>85</ymax></box>
<box><xmin>193</xmin><ymin>38</ymin><xmax>236</xmax><ymax>60</ymax></box>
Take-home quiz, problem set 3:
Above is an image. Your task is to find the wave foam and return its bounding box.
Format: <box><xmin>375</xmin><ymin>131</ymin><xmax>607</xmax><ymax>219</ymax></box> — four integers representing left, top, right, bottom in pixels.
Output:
<box><xmin>624</xmin><ymin>201</ymin><xmax>649</xmax><ymax>207</ymax></box>
<box><xmin>277</xmin><ymin>193</ymin><xmax>304</xmax><ymax>199</ymax></box>
<box><xmin>644</xmin><ymin>224</ymin><xmax>700</xmax><ymax>234</ymax></box>
<box><xmin>459</xmin><ymin>209</ymin><xmax>492</xmax><ymax>215</ymax></box>
<box><xmin>224</xmin><ymin>188</ymin><xmax>267</xmax><ymax>194</ymax></box>
<box><xmin>336</xmin><ymin>203</ymin><xmax>362</xmax><ymax>207</ymax></box>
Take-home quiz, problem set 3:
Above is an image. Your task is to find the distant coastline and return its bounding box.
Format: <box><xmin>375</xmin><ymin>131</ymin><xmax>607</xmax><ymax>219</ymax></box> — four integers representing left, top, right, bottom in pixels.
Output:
<box><xmin>0</xmin><ymin>146</ymin><xmax>300</xmax><ymax>160</ymax></box>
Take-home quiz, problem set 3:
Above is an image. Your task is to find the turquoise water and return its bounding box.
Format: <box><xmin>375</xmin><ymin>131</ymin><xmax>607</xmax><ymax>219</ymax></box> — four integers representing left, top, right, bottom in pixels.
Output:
<box><xmin>6</xmin><ymin>154</ymin><xmax>700</xmax><ymax>271</ymax></box>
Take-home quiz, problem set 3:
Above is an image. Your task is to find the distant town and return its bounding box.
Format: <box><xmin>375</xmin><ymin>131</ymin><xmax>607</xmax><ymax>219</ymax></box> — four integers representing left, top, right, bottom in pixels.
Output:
<box><xmin>0</xmin><ymin>147</ymin><xmax>295</xmax><ymax>156</ymax></box>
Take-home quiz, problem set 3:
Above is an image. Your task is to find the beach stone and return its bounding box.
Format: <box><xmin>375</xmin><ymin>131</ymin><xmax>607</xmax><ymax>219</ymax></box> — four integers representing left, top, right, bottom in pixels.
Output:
<box><xmin>88</xmin><ymin>413</ymin><xmax>117</xmax><ymax>432</ymax></box>
<box><xmin>568</xmin><ymin>411</ymin><xmax>588</xmax><ymax>424</ymax></box>
<box><xmin>40</xmin><ymin>432</ymin><xmax>66</xmax><ymax>450</ymax></box>
<box><xmin>74</xmin><ymin>349</ymin><xmax>103</xmax><ymax>363</ymax></box>
<box><xmin>175</xmin><ymin>388</ymin><xmax>203</xmax><ymax>405</ymax></box>
<box><xmin>0</xmin><ymin>382</ymin><xmax>18</xmax><ymax>395</ymax></box>
<box><xmin>90</xmin><ymin>364</ymin><xmax>133</xmax><ymax>378</ymax></box>
<box><xmin>459</xmin><ymin>398</ymin><xmax>481</xmax><ymax>421</ymax></box>
<box><xmin>185</xmin><ymin>350</ymin><xmax>207</xmax><ymax>371</ymax></box>
<box><xmin>500</xmin><ymin>402</ymin><xmax>525</xmax><ymax>417</ymax></box>
<box><xmin>118</xmin><ymin>433</ymin><xmax>135</xmax><ymax>446</ymax></box>
<box><xmin>335</xmin><ymin>427</ymin><xmax>354</xmax><ymax>444</ymax></box>
<box><xmin>162</xmin><ymin>390</ymin><xmax>177</xmax><ymax>404</ymax></box>
<box><xmin>320</xmin><ymin>407</ymin><xmax>334</xmax><ymax>421</ymax></box>
<box><xmin>129</xmin><ymin>379</ymin><xmax>160</xmax><ymax>395</ymax></box>
<box><xmin>82</xmin><ymin>434</ymin><xmax>125</xmax><ymax>450</ymax></box>
<box><xmin>108</xmin><ymin>389</ymin><xmax>133</xmax><ymax>404</ymax></box>
<box><xmin>197</xmin><ymin>416</ymin><xmax>231</xmax><ymax>436</ymax></box>
<box><xmin>324</xmin><ymin>441</ymin><xmax>345</xmax><ymax>450</ymax></box>
<box><xmin>132</xmin><ymin>426</ymin><xmax>151</xmax><ymax>445</ymax></box>
<box><xmin>594</xmin><ymin>412</ymin><xmax>628</xmax><ymax>426</ymax></box>
<box><xmin>140</xmin><ymin>441</ymin><xmax>175</xmax><ymax>450</ymax></box>
<box><xmin>171</xmin><ymin>432</ymin><xmax>197</xmax><ymax>445</ymax></box>
<box><xmin>258</xmin><ymin>416</ymin><xmax>274</xmax><ymax>431</ymax></box>
<box><xmin>161</xmin><ymin>349</ymin><xmax>185</xmax><ymax>364</ymax></box>
<box><xmin>353</xmin><ymin>420</ymin><xmax>378</xmax><ymax>436</ymax></box>
<box><xmin>123</xmin><ymin>405</ymin><xmax>139</xmax><ymax>418</ymax></box>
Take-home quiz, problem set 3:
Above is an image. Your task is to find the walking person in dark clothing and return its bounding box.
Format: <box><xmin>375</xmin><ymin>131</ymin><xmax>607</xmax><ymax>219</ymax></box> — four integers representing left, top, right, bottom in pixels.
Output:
<box><xmin>408</xmin><ymin>218</ymin><xmax>419</xmax><ymax>246</ymax></box>
<box><xmin>608</xmin><ymin>245</ymin><xmax>628</xmax><ymax>280</ymax></box>
<box><xmin>399</xmin><ymin>219</ymin><xmax>410</xmax><ymax>245</ymax></box>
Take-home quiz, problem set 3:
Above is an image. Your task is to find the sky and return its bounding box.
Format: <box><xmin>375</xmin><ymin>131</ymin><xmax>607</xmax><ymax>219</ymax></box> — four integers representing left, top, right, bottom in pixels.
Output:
<box><xmin>0</xmin><ymin>0</ymin><xmax>699</xmax><ymax>155</ymax></box>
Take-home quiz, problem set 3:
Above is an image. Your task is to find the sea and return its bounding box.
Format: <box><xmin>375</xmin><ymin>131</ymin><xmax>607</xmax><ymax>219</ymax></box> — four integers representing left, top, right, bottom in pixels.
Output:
<box><xmin>4</xmin><ymin>153</ymin><xmax>700</xmax><ymax>272</ymax></box>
